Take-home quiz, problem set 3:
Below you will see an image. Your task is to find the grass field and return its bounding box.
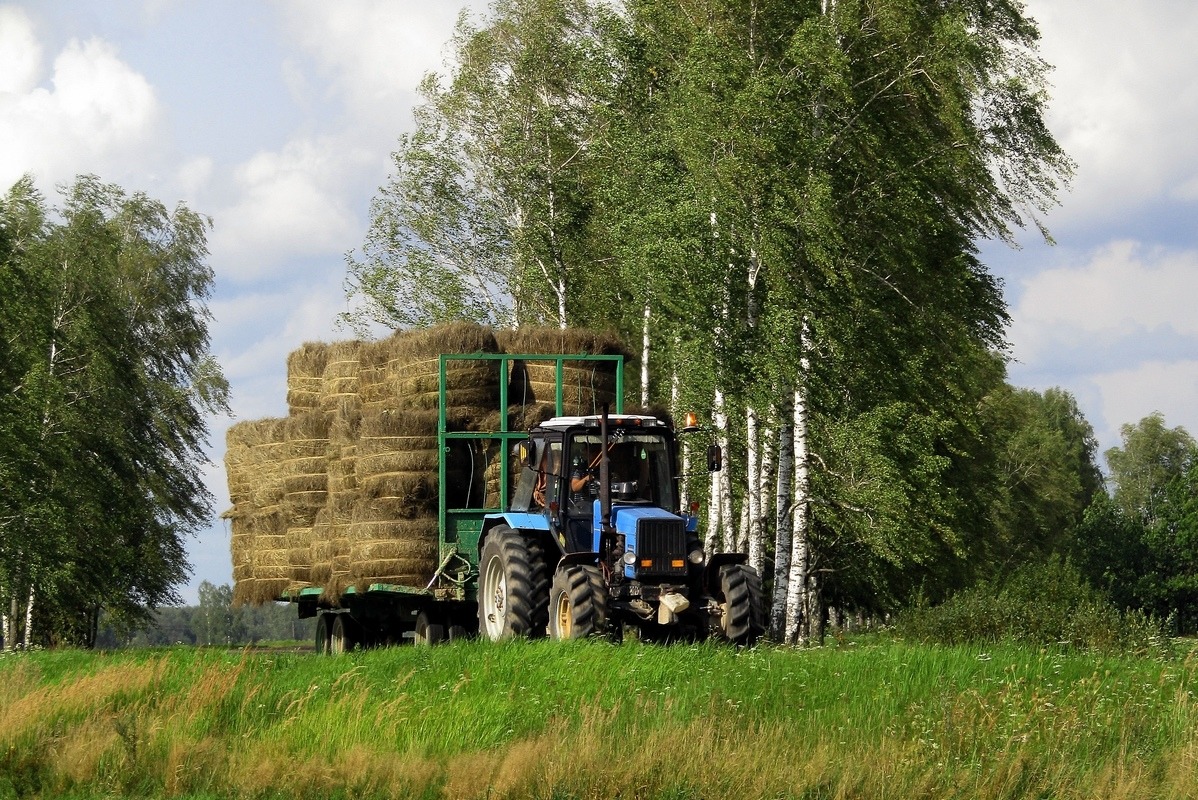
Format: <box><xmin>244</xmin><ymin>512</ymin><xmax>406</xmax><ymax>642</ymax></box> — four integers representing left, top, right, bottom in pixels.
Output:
<box><xmin>2</xmin><ymin>637</ymin><xmax>1196</xmax><ymax>799</ymax></box>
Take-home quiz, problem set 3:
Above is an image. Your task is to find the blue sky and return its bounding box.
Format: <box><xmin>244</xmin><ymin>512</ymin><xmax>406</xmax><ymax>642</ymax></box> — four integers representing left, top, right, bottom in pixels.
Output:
<box><xmin>2</xmin><ymin>1</ymin><xmax>1196</xmax><ymax>603</ymax></box>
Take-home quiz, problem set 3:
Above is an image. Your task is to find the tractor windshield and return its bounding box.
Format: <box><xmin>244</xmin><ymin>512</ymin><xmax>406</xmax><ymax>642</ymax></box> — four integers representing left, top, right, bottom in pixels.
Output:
<box><xmin>566</xmin><ymin>430</ymin><xmax>677</xmax><ymax>511</ymax></box>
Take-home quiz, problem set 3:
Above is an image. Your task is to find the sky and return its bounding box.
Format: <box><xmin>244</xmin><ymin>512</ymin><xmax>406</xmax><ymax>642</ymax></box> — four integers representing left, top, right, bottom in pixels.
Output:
<box><xmin>2</xmin><ymin>1</ymin><xmax>1196</xmax><ymax>604</ymax></box>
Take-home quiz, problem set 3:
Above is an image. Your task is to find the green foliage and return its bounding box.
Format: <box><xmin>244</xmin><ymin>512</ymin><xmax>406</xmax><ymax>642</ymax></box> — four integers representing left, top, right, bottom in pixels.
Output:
<box><xmin>0</xmin><ymin>175</ymin><xmax>226</xmax><ymax>647</ymax></box>
<box><xmin>1105</xmin><ymin>412</ymin><xmax>1197</xmax><ymax>526</ymax></box>
<box><xmin>896</xmin><ymin>560</ymin><xmax>1167</xmax><ymax>654</ymax></box>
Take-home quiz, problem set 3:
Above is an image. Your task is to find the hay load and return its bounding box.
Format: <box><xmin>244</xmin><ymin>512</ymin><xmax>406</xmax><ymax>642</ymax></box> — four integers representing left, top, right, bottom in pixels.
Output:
<box><xmin>225</xmin><ymin>321</ymin><xmax>630</xmax><ymax>604</ymax></box>
<box><xmin>497</xmin><ymin>327</ymin><xmax>627</xmax><ymax>419</ymax></box>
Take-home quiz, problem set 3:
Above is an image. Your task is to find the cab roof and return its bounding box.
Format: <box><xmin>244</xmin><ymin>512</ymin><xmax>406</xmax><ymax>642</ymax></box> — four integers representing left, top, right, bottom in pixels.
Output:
<box><xmin>534</xmin><ymin>414</ymin><xmax>666</xmax><ymax>432</ymax></box>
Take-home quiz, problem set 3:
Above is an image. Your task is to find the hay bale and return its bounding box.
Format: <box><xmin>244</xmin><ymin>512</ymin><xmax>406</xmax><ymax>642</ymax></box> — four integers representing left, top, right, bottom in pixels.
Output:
<box><xmin>287</xmin><ymin>342</ymin><xmax>330</xmax><ymax>414</ymax></box>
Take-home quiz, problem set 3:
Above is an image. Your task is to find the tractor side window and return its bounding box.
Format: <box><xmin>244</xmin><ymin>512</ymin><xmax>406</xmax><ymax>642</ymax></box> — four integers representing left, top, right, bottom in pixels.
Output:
<box><xmin>512</xmin><ymin>440</ymin><xmax>562</xmax><ymax>512</ymax></box>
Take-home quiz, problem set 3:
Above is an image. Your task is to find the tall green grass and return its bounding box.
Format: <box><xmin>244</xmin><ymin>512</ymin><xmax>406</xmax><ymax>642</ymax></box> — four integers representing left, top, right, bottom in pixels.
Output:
<box><xmin>2</xmin><ymin>638</ymin><xmax>1196</xmax><ymax>799</ymax></box>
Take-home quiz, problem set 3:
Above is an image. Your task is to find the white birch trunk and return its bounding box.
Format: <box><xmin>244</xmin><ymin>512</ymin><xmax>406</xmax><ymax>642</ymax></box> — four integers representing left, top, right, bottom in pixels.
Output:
<box><xmin>784</xmin><ymin>323</ymin><xmax>813</xmax><ymax>644</ymax></box>
<box><xmin>671</xmin><ymin>369</ymin><xmax>689</xmax><ymax>510</ymax></box>
<box><xmin>746</xmin><ymin>406</ymin><xmax>762</xmax><ymax>567</ymax></box>
<box><xmin>641</xmin><ymin>303</ymin><xmax>651</xmax><ymax>407</ymax></box>
<box><xmin>706</xmin><ymin>386</ymin><xmax>730</xmax><ymax>553</ymax></box>
<box><xmin>752</xmin><ymin>420</ymin><xmax>774</xmax><ymax>577</ymax></box>
<box><xmin>1</xmin><ymin>592</ymin><xmax>10</xmax><ymax>652</ymax></box>
<box><xmin>22</xmin><ymin>586</ymin><xmax>34</xmax><ymax>649</ymax></box>
<box><xmin>771</xmin><ymin>414</ymin><xmax>794</xmax><ymax>636</ymax></box>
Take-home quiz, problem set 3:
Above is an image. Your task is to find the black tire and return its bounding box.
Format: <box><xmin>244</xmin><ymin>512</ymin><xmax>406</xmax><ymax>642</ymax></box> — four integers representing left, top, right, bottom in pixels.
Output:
<box><xmin>448</xmin><ymin>624</ymin><xmax>470</xmax><ymax>642</ymax></box>
<box><xmin>314</xmin><ymin>613</ymin><xmax>332</xmax><ymax>655</ymax></box>
<box><xmin>548</xmin><ymin>565</ymin><xmax>607</xmax><ymax>640</ymax></box>
<box><xmin>414</xmin><ymin>611</ymin><xmax>445</xmax><ymax>646</ymax></box>
<box><xmin>329</xmin><ymin>614</ymin><xmax>357</xmax><ymax>654</ymax></box>
<box><xmin>718</xmin><ymin>564</ymin><xmax>765</xmax><ymax>646</ymax></box>
<box><xmin>477</xmin><ymin>526</ymin><xmax>549</xmax><ymax>640</ymax></box>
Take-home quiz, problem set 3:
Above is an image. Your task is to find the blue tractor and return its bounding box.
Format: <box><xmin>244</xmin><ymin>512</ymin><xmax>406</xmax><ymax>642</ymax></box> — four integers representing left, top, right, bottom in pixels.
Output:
<box><xmin>476</xmin><ymin>408</ymin><xmax>765</xmax><ymax>644</ymax></box>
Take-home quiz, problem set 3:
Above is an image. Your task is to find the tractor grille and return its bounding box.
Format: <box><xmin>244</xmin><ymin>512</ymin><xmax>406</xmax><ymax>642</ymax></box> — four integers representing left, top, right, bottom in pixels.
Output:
<box><xmin>636</xmin><ymin>517</ymin><xmax>688</xmax><ymax>578</ymax></box>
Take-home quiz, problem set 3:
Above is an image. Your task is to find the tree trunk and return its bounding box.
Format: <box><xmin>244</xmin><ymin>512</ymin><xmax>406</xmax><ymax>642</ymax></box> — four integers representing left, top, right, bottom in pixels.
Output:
<box><xmin>706</xmin><ymin>386</ymin><xmax>732</xmax><ymax>553</ymax></box>
<box><xmin>771</xmin><ymin>402</ymin><xmax>794</xmax><ymax>638</ymax></box>
<box><xmin>22</xmin><ymin>585</ymin><xmax>34</xmax><ymax>649</ymax></box>
<box><xmin>784</xmin><ymin>321</ymin><xmax>813</xmax><ymax>643</ymax></box>
<box><xmin>641</xmin><ymin>303</ymin><xmax>651</xmax><ymax>407</ymax></box>
<box><xmin>1</xmin><ymin>591</ymin><xmax>11</xmax><ymax>652</ymax></box>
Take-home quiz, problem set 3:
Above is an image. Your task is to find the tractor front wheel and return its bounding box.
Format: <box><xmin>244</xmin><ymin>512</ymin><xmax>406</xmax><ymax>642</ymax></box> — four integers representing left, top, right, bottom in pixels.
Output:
<box><xmin>548</xmin><ymin>565</ymin><xmax>607</xmax><ymax>640</ymax></box>
<box><xmin>718</xmin><ymin>564</ymin><xmax>765</xmax><ymax>646</ymax></box>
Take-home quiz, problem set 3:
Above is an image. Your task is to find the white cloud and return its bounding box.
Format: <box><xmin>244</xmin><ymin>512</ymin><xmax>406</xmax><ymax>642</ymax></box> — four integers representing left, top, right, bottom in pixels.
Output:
<box><xmin>1011</xmin><ymin>240</ymin><xmax>1198</xmax><ymax>360</ymax></box>
<box><xmin>1092</xmin><ymin>360</ymin><xmax>1198</xmax><ymax>449</ymax></box>
<box><xmin>0</xmin><ymin>22</ymin><xmax>160</xmax><ymax>191</ymax></box>
<box><xmin>176</xmin><ymin>156</ymin><xmax>213</xmax><ymax>198</ymax></box>
<box><xmin>1029</xmin><ymin>0</ymin><xmax>1198</xmax><ymax>227</ymax></box>
<box><xmin>207</xmin><ymin>137</ymin><xmax>364</xmax><ymax>282</ymax></box>
<box><xmin>271</xmin><ymin>1</ymin><xmax>484</xmax><ymax>126</ymax></box>
<box><xmin>0</xmin><ymin>6</ymin><xmax>41</xmax><ymax>94</ymax></box>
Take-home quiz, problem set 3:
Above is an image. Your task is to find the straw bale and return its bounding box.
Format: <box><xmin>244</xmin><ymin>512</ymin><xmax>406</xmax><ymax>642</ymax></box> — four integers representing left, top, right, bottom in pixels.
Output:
<box><xmin>287</xmin><ymin>545</ymin><xmax>313</xmax><ymax>582</ymax></box>
<box><xmin>350</xmin><ymin>495</ymin><xmax>438</xmax><ymax>523</ymax></box>
<box><xmin>356</xmin><ymin>449</ymin><xmax>439</xmax><ymax>477</ymax></box>
<box><xmin>359</xmin><ymin>471</ymin><xmax>438</xmax><ymax>504</ymax></box>
<box><xmin>283</xmin><ymin>470</ymin><xmax>327</xmax><ymax>495</ymax></box>
<box><xmin>378</xmin><ymin>322</ymin><xmax>499</xmax><ymax>362</ymax></box>
<box><xmin>329</xmin><ymin>397</ymin><xmax>362</xmax><ymax>443</ymax></box>
<box><xmin>497</xmin><ymin>326</ymin><xmax>628</xmax><ymax>357</ymax></box>
<box><xmin>359</xmin><ymin>408</ymin><xmax>439</xmax><ymax>439</ymax></box>
<box><xmin>288</xmin><ymin>341</ymin><xmax>331</xmax><ymax>378</ymax></box>
<box><xmin>287</xmin><ymin>342</ymin><xmax>329</xmax><ymax>414</ymax></box>
<box><xmin>351</xmin><ymin>537</ymin><xmax>439</xmax><ymax>561</ymax></box>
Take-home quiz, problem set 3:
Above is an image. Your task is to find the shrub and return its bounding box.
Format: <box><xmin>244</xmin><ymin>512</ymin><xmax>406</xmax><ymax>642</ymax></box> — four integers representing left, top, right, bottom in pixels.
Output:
<box><xmin>896</xmin><ymin>560</ymin><xmax>1170</xmax><ymax>655</ymax></box>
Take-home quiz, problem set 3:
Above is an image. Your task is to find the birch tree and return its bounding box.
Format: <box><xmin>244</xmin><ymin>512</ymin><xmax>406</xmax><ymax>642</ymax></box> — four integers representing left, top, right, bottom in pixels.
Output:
<box><xmin>0</xmin><ymin>176</ymin><xmax>227</xmax><ymax>648</ymax></box>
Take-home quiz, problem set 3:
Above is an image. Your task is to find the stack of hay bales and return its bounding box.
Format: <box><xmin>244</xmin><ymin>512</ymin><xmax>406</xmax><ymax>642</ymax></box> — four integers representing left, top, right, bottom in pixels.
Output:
<box><xmin>224</xmin><ymin>422</ymin><xmax>256</xmax><ymax>606</ymax></box>
<box><xmin>281</xmin><ymin>410</ymin><xmax>330</xmax><ymax>586</ymax></box>
<box><xmin>236</xmin><ymin>417</ymin><xmax>290</xmax><ymax>604</ymax></box>
<box><xmin>310</xmin><ymin>341</ymin><xmax>363</xmax><ymax>597</ymax></box>
<box><xmin>225</xmin><ymin>322</ymin><xmax>629</xmax><ymax>604</ymax></box>
<box><xmin>349</xmin><ymin>323</ymin><xmax>501</xmax><ymax>590</ymax></box>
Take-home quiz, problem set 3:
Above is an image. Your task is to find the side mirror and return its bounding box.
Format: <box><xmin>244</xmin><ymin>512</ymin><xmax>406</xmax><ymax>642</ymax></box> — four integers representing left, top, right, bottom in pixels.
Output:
<box><xmin>512</xmin><ymin>440</ymin><xmax>533</xmax><ymax>468</ymax></box>
<box><xmin>706</xmin><ymin>444</ymin><xmax>722</xmax><ymax>473</ymax></box>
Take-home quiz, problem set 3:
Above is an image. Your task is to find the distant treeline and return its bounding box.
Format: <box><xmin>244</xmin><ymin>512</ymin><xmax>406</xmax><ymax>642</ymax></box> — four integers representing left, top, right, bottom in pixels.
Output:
<box><xmin>93</xmin><ymin>582</ymin><xmax>313</xmax><ymax>648</ymax></box>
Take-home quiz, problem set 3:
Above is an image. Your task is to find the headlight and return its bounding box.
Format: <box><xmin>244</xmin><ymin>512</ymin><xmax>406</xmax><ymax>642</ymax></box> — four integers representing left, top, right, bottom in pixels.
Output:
<box><xmin>687</xmin><ymin>548</ymin><xmax>705</xmax><ymax>565</ymax></box>
<box><xmin>622</xmin><ymin>551</ymin><xmax>636</xmax><ymax>566</ymax></box>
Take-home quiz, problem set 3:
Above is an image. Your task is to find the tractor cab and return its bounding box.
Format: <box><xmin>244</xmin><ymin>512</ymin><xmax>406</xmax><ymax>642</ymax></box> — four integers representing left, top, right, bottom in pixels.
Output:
<box><xmin>509</xmin><ymin>415</ymin><xmax>683</xmax><ymax>557</ymax></box>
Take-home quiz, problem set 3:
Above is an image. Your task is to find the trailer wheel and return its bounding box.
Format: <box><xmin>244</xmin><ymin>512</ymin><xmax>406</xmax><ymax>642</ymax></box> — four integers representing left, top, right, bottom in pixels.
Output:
<box><xmin>314</xmin><ymin>613</ymin><xmax>332</xmax><ymax>655</ymax></box>
<box><xmin>329</xmin><ymin>614</ymin><xmax>357</xmax><ymax>654</ymax></box>
<box><xmin>477</xmin><ymin>526</ymin><xmax>548</xmax><ymax>640</ymax></box>
<box><xmin>718</xmin><ymin>564</ymin><xmax>765</xmax><ymax>646</ymax></box>
<box><xmin>448</xmin><ymin>624</ymin><xmax>471</xmax><ymax>642</ymax></box>
<box><xmin>548</xmin><ymin>565</ymin><xmax>607</xmax><ymax>640</ymax></box>
<box><xmin>414</xmin><ymin>611</ymin><xmax>444</xmax><ymax>646</ymax></box>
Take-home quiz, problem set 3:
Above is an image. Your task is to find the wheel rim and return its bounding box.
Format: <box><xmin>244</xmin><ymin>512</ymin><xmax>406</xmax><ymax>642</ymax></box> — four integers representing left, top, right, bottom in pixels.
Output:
<box><xmin>555</xmin><ymin>590</ymin><xmax>573</xmax><ymax>639</ymax></box>
<box><xmin>482</xmin><ymin>554</ymin><xmax>507</xmax><ymax>639</ymax></box>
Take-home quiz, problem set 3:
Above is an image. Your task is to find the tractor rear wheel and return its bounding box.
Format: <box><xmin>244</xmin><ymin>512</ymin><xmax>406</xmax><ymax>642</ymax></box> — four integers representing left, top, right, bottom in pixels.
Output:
<box><xmin>548</xmin><ymin>565</ymin><xmax>607</xmax><ymax>640</ymax></box>
<box><xmin>718</xmin><ymin>564</ymin><xmax>765</xmax><ymax>646</ymax></box>
<box><xmin>477</xmin><ymin>527</ymin><xmax>548</xmax><ymax>640</ymax></box>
